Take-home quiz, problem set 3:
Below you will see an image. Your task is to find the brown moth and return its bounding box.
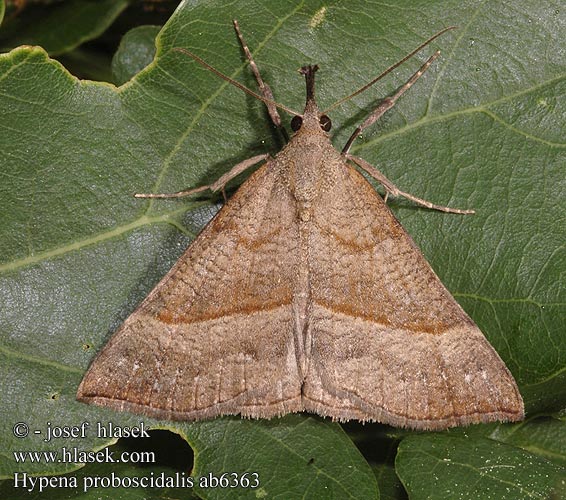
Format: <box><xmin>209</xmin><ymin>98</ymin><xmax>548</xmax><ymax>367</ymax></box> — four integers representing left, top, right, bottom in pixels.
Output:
<box><xmin>77</xmin><ymin>21</ymin><xmax>524</xmax><ymax>430</ymax></box>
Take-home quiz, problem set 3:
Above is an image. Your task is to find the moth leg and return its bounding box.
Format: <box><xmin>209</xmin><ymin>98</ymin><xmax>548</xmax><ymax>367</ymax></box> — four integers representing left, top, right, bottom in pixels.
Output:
<box><xmin>342</xmin><ymin>51</ymin><xmax>440</xmax><ymax>155</ymax></box>
<box><xmin>134</xmin><ymin>153</ymin><xmax>270</xmax><ymax>199</ymax></box>
<box><xmin>347</xmin><ymin>154</ymin><xmax>475</xmax><ymax>214</ymax></box>
<box><xmin>233</xmin><ymin>20</ymin><xmax>289</xmax><ymax>141</ymax></box>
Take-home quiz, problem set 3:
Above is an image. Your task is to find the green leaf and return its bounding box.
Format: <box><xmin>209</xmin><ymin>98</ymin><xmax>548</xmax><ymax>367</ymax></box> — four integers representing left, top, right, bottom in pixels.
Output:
<box><xmin>396</xmin><ymin>434</ymin><xmax>566</xmax><ymax>499</ymax></box>
<box><xmin>0</xmin><ymin>0</ymin><xmax>129</xmax><ymax>55</ymax></box>
<box><xmin>490</xmin><ymin>416</ymin><xmax>566</xmax><ymax>466</ymax></box>
<box><xmin>184</xmin><ymin>416</ymin><xmax>377</xmax><ymax>499</ymax></box>
<box><xmin>345</xmin><ymin>423</ymin><xmax>407</xmax><ymax>500</ymax></box>
<box><xmin>1</xmin><ymin>0</ymin><xmax>564</xmax><ymax>498</ymax></box>
<box><xmin>112</xmin><ymin>25</ymin><xmax>161</xmax><ymax>85</ymax></box>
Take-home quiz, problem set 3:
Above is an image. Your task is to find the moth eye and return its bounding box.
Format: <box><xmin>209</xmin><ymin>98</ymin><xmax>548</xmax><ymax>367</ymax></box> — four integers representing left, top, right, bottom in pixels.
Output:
<box><xmin>291</xmin><ymin>115</ymin><xmax>303</xmax><ymax>131</ymax></box>
<box><xmin>319</xmin><ymin>114</ymin><xmax>332</xmax><ymax>132</ymax></box>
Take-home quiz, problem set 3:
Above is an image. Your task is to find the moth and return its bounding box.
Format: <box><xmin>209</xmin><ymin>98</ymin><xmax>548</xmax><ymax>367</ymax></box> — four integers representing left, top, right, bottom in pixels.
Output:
<box><xmin>77</xmin><ymin>21</ymin><xmax>524</xmax><ymax>430</ymax></box>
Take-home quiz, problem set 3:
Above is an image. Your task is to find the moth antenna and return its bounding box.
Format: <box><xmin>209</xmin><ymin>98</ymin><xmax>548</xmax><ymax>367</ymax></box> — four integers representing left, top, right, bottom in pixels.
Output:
<box><xmin>173</xmin><ymin>47</ymin><xmax>301</xmax><ymax>118</ymax></box>
<box><xmin>323</xmin><ymin>26</ymin><xmax>457</xmax><ymax>114</ymax></box>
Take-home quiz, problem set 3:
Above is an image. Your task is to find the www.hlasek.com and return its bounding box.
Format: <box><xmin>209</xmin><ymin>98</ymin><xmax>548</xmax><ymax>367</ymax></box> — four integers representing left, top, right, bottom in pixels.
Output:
<box><xmin>11</xmin><ymin>420</ymin><xmax>260</xmax><ymax>493</ymax></box>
